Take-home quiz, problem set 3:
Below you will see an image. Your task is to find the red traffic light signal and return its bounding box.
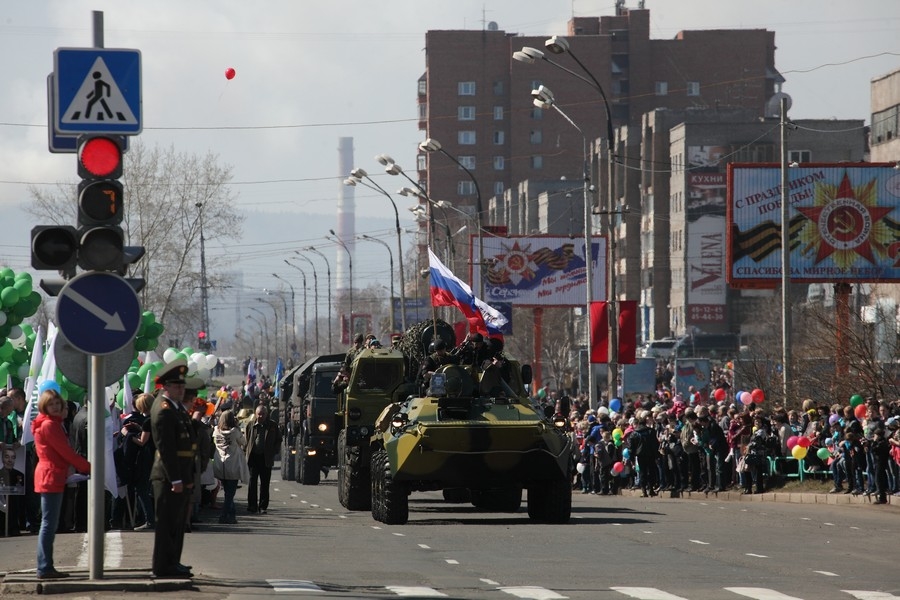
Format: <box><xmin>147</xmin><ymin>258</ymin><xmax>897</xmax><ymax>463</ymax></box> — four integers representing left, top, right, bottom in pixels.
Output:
<box><xmin>78</xmin><ymin>136</ymin><xmax>123</xmax><ymax>179</ymax></box>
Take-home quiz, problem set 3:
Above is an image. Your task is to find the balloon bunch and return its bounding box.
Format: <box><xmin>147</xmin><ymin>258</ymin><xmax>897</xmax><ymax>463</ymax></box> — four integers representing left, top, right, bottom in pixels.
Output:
<box><xmin>786</xmin><ymin>435</ymin><xmax>811</xmax><ymax>460</ymax></box>
<box><xmin>134</xmin><ymin>311</ymin><xmax>165</xmax><ymax>352</ymax></box>
<box><xmin>0</xmin><ymin>269</ymin><xmax>42</xmax><ymax>388</ymax></box>
<box><xmin>735</xmin><ymin>388</ymin><xmax>765</xmax><ymax>405</ymax></box>
<box><xmin>612</xmin><ymin>427</ymin><xmax>624</xmax><ymax>447</ymax></box>
<box><xmin>162</xmin><ymin>347</ymin><xmax>219</xmax><ymax>393</ymax></box>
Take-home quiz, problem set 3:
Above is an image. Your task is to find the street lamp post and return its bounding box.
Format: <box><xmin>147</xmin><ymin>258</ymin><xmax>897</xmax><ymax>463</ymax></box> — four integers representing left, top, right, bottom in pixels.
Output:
<box><xmin>244</xmin><ymin>315</ymin><xmax>264</xmax><ymax>357</ymax></box>
<box><xmin>357</xmin><ymin>234</ymin><xmax>396</xmax><ymax>333</ymax></box>
<box><xmin>327</xmin><ymin>230</ymin><xmax>353</xmax><ymax>339</ymax></box>
<box><xmin>273</xmin><ymin>273</ymin><xmax>299</xmax><ymax>361</ymax></box>
<box><xmin>416</xmin><ymin>140</ymin><xmax>485</xmax><ymax>299</ymax></box>
<box><xmin>283</xmin><ymin>261</ymin><xmax>310</xmax><ymax>356</ymax></box>
<box><xmin>514</xmin><ymin>34</ymin><xmax>618</xmax><ymax>406</ymax></box>
<box><xmin>345</xmin><ymin>165</ymin><xmax>407</xmax><ymax>330</ymax></box>
<box><xmin>530</xmin><ymin>84</ymin><xmax>596</xmax><ymax>406</ymax></box>
<box><xmin>305</xmin><ymin>247</ymin><xmax>332</xmax><ymax>353</ymax></box>
<box><xmin>248</xmin><ymin>307</ymin><xmax>270</xmax><ymax>370</ymax></box>
<box><xmin>257</xmin><ymin>296</ymin><xmax>281</xmax><ymax>367</ymax></box>
<box><xmin>291</xmin><ymin>255</ymin><xmax>318</xmax><ymax>354</ymax></box>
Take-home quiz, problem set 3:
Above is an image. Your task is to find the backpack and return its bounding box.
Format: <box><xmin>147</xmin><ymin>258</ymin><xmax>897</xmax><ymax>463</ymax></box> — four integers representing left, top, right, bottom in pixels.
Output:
<box><xmin>114</xmin><ymin>428</ymin><xmax>142</xmax><ymax>486</ymax></box>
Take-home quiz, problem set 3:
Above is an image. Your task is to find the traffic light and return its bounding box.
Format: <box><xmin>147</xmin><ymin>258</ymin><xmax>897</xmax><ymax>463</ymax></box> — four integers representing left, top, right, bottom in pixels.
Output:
<box><xmin>75</xmin><ymin>135</ymin><xmax>144</xmax><ymax>274</ymax></box>
<box><xmin>198</xmin><ymin>330</ymin><xmax>211</xmax><ymax>351</ymax></box>
<box><xmin>31</xmin><ymin>225</ymin><xmax>78</xmax><ymax>275</ymax></box>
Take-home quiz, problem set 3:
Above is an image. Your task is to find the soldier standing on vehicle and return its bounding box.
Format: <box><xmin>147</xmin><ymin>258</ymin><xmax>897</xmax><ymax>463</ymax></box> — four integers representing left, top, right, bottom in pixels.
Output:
<box><xmin>344</xmin><ymin>334</ymin><xmax>365</xmax><ymax>370</ymax></box>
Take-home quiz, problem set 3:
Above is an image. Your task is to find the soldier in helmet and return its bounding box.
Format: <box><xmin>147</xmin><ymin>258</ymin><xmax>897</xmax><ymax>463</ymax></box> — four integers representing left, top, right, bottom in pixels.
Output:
<box><xmin>418</xmin><ymin>339</ymin><xmax>458</xmax><ymax>394</ymax></box>
<box><xmin>454</xmin><ymin>332</ymin><xmax>492</xmax><ymax>369</ymax></box>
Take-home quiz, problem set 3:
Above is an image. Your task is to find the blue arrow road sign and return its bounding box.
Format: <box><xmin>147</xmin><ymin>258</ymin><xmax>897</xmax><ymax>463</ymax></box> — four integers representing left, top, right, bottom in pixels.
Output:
<box><xmin>56</xmin><ymin>272</ymin><xmax>141</xmax><ymax>355</ymax></box>
<box><xmin>54</xmin><ymin>47</ymin><xmax>142</xmax><ymax>135</ymax></box>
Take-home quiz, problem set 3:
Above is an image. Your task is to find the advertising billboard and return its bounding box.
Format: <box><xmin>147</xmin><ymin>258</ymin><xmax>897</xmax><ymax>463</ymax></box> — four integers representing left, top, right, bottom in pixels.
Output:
<box><xmin>728</xmin><ymin>163</ymin><xmax>900</xmax><ymax>285</ymax></box>
<box><xmin>472</xmin><ymin>235</ymin><xmax>607</xmax><ymax>307</ymax></box>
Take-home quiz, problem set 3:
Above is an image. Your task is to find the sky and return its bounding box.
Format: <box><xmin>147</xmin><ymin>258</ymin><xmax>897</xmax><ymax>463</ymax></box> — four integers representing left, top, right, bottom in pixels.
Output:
<box><xmin>0</xmin><ymin>0</ymin><xmax>898</xmax><ymax>347</ymax></box>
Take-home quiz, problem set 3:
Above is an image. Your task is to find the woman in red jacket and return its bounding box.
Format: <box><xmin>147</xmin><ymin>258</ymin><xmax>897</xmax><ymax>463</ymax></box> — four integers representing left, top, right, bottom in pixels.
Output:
<box><xmin>32</xmin><ymin>382</ymin><xmax>90</xmax><ymax>580</ymax></box>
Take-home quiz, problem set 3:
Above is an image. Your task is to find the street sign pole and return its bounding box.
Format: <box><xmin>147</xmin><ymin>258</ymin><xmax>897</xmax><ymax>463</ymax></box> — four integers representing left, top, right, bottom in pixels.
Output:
<box><xmin>88</xmin><ymin>354</ymin><xmax>105</xmax><ymax>579</ymax></box>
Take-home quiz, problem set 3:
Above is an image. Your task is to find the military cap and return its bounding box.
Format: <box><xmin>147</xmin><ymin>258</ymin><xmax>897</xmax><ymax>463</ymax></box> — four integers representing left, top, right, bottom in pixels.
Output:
<box><xmin>155</xmin><ymin>358</ymin><xmax>188</xmax><ymax>385</ymax></box>
<box><xmin>185</xmin><ymin>376</ymin><xmax>206</xmax><ymax>393</ymax></box>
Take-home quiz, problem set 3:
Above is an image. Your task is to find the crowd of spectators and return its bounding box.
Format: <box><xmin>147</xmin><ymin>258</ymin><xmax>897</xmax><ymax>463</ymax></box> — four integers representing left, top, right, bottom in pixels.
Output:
<box><xmin>556</xmin><ymin>388</ymin><xmax>900</xmax><ymax>505</ymax></box>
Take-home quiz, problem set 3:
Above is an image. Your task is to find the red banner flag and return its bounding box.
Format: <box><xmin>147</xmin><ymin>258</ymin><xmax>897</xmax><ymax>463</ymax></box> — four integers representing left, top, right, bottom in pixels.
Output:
<box><xmin>590</xmin><ymin>301</ymin><xmax>637</xmax><ymax>364</ymax></box>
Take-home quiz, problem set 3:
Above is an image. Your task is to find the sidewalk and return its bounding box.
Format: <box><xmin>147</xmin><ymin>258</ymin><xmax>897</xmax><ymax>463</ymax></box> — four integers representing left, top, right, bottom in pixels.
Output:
<box><xmin>0</xmin><ymin>567</ymin><xmax>192</xmax><ymax>596</ymax></box>
<box><xmin>618</xmin><ymin>485</ymin><xmax>900</xmax><ymax>506</ymax></box>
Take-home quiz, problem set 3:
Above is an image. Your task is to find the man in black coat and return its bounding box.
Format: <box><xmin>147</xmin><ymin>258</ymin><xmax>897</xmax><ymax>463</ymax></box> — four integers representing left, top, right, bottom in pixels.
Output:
<box><xmin>244</xmin><ymin>404</ymin><xmax>281</xmax><ymax>514</ymax></box>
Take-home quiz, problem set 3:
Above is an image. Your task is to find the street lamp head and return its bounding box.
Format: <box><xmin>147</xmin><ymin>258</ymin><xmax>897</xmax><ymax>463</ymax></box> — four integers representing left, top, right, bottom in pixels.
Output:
<box><xmin>533</xmin><ymin>97</ymin><xmax>552</xmax><ymax>110</ymax></box>
<box><xmin>418</xmin><ymin>138</ymin><xmax>442</xmax><ymax>152</ymax></box>
<box><xmin>350</xmin><ymin>167</ymin><xmax>367</xmax><ymax>178</ymax></box>
<box><xmin>343</xmin><ymin>178</ymin><xmax>357</xmax><ymax>186</ymax></box>
<box><xmin>512</xmin><ymin>50</ymin><xmax>534</xmax><ymax>64</ymax></box>
<box><xmin>434</xmin><ymin>200</ymin><xmax>452</xmax><ymax>209</ymax></box>
<box><xmin>375</xmin><ymin>154</ymin><xmax>394</xmax><ymax>166</ymax></box>
<box><xmin>328</xmin><ymin>229</ymin><xmax>337</xmax><ymax>236</ymax></box>
<box><xmin>385</xmin><ymin>163</ymin><xmax>403</xmax><ymax>176</ymax></box>
<box><xmin>399</xmin><ymin>187</ymin><xmax>422</xmax><ymax>197</ymax></box>
<box><xmin>532</xmin><ymin>84</ymin><xmax>555</xmax><ymax>104</ymax></box>
<box><xmin>544</xmin><ymin>35</ymin><xmax>570</xmax><ymax>54</ymax></box>
<box><xmin>514</xmin><ymin>46</ymin><xmax>544</xmax><ymax>63</ymax></box>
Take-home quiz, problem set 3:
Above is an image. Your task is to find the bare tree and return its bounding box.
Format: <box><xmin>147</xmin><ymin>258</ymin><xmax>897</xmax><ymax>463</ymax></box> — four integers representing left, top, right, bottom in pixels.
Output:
<box><xmin>27</xmin><ymin>140</ymin><xmax>244</xmax><ymax>347</ymax></box>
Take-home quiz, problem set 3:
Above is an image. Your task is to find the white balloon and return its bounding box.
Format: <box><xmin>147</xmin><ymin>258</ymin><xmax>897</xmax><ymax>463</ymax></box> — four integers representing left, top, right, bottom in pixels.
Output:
<box><xmin>206</xmin><ymin>355</ymin><xmax>218</xmax><ymax>370</ymax></box>
<box><xmin>187</xmin><ymin>360</ymin><xmax>198</xmax><ymax>375</ymax></box>
<box><xmin>8</xmin><ymin>325</ymin><xmax>25</xmax><ymax>348</ymax></box>
<box><xmin>17</xmin><ymin>364</ymin><xmax>29</xmax><ymax>380</ymax></box>
<box><xmin>0</xmin><ymin>312</ymin><xmax>7</xmax><ymax>327</ymax></box>
<box><xmin>201</xmin><ymin>355</ymin><xmax>215</xmax><ymax>371</ymax></box>
<box><xmin>163</xmin><ymin>348</ymin><xmax>178</xmax><ymax>363</ymax></box>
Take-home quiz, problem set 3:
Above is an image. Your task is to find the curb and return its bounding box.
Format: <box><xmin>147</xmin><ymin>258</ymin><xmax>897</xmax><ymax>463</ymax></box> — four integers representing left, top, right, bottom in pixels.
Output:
<box><xmin>1</xmin><ymin>568</ymin><xmax>193</xmax><ymax>596</ymax></box>
<box><xmin>617</xmin><ymin>487</ymin><xmax>899</xmax><ymax>507</ymax></box>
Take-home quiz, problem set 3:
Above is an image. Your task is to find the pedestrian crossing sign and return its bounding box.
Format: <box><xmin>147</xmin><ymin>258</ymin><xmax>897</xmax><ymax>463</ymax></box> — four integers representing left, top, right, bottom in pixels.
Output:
<box><xmin>53</xmin><ymin>47</ymin><xmax>142</xmax><ymax>134</ymax></box>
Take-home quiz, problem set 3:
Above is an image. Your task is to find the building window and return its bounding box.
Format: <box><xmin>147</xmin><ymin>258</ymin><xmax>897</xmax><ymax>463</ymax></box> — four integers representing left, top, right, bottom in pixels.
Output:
<box><xmin>458</xmin><ymin>181</ymin><xmax>476</xmax><ymax>195</ymax></box>
<box><xmin>417</xmin><ymin>154</ymin><xmax>427</xmax><ymax>171</ymax></box>
<box><xmin>686</xmin><ymin>81</ymin><xmax>700</xmax><ymax>96</ymax></box>
<box><xmin>493</xmin><ymin>106</ymin><xmax>504</xmax><ymax>120</ymax></box>
<box><xmin>493</xmin><ymin>81</ymin><xmax>504</xmax><ymax>95</ymax></box>
<box><xmin>457</xmin><ymin>155</ymin><xmax>476</xmax><ymax>170</ymax></box>
<box><xmin>530</xmin><ymin>130</ymin><xmax>542</xmax><ymax>144</ymax></box>
<box><xmin>493</xmin><ymin>156</ymin><xmax>505</xmax><ymax>170</ymax></box>
<box><xmin>418</xmin><ymin>103</ymin><xmax>427</xmax><ymax>119</ymax></box>
<box><xmin>788</xmin><ymin>150</ymin><xmax>811</xmax><ymax>164</ymax></box>
<box><xmin>418</xmin><ymin>79</ymin><xmax>427</xmax><ymax>96</ymax></box>
<box><xmin>458</xmin><ymin>106</ymin><xmax>476</xmax><ymax>121</ymax></box>
<box><xmin>655</xmin><ymin>81</ymin><xmax>668</xmax><ymax>96</ymax></box>
<box><xmin>458</xmin><ymin>81</ymin><xmax>476</xmax><ymax>96</ymax></box>
<box><xmin>494</xmin><ymin>182</ymin><xmax>504</xmax><ymax>196</ymax></box>
<box><xmin>531</xmin><ymin>155</ymin><xmax>543</xmax><ymax>169</ymax></box>
<box><xmin>872</xmin><ymin>105</ymin><xmax>899</xmax><ymax>143</ymax></box>
<box><xmin>531</xmin><ymin>80</ymin><xmax>543</xmax><ymax>90</ymax></box>
<box><xmin>493</xmin><ymin>131</ymin><xmax>505</xmax><ymax>145</ymax></box>
<box><xmin>531</xmin><ymin>107</ymin><xmax>543</xmax><ymax>120</ymax></box>
<box><xmin>458</xmin><ymin>130</ymin><xmax>476</xmax><ymax>145</ymax></box>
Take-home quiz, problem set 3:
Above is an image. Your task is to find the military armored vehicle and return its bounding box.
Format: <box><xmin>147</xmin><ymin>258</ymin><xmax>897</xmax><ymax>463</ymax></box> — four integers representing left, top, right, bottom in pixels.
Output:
<box><xmin>279</xmin><ymin>354</ymin><xmax>344</xmax><ymax>484</ymax></box>
<box><xmin>336</xmin><ymin>320</ymin><xmax>450</xmax><ymax>511</ymax></box>
<box><xmin>369</xmin><ymin>335</ymin><xmax>573</xmax><ymax>524</ymax></box>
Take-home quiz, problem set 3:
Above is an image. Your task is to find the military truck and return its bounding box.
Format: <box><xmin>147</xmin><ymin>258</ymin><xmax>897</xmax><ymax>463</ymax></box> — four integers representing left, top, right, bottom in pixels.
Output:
<box><xmin>336</xmin><ymin>320</ymin><xmax>450</xmax><ymax>511</ymax></box>
<box><xmin>369</xmin><ymin>353</ymin><xmax>573</xmax><ymax>525</ymax></box>
<box><xmin>279</xmin><ymin>354</ymin><xmax>344</xmax><ymax>484</ymax></box>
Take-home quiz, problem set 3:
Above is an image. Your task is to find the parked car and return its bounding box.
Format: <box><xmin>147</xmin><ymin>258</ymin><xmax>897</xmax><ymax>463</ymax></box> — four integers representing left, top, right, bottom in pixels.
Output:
<box><xmin>642</xmin><ymin>338</ymin><xmax>680</xmax><ymax>360</ymax></box>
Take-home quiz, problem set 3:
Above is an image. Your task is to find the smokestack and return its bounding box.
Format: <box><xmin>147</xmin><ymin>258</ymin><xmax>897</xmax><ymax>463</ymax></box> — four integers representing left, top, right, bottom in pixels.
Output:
<box><xmin>335</xmin><ymin>137</ymin><xmax>355</xmax><ymax>295</ymax></box>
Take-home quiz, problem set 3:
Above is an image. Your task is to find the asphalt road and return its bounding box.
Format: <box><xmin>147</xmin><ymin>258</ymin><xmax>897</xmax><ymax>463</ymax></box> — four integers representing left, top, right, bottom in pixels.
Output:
<box><xmin>3</xmin><ymin>467</ymin><xmax>899</xmax><ymax>599</ymax></box>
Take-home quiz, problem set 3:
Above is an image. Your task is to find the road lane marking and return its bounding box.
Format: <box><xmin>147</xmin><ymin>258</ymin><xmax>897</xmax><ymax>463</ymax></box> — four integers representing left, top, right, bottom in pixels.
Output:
<box><xmin>267</xmin><ymin>579</ymin><xmax>324</xmax><ymax>593</ymax></box>
<box><xmin>419</xmin><ymin>544</ymin><xmax>431</xmax><ymax>549</ymax></box>
<box><xmin>76</xmin><ymin>531</ymin><xmax>123</xmax><ymax>569</ymax></box>
<box><xmin>499</xmin><ymin>586</ymin><xmax>568</xmax><ymax>599</ymax></box>
<box><xmin>688</xmin><ymin>539</ymin><xmax>710</xmax><ymax>545</ymax></box>
<box><xmin>444</xmin><ymin>559</ymin><xmax>459</xmax><ymax>564</ymax></box>
<box><xmin>392</xmin><ymin>532</ymin><xmax>405</xmax><ymax>536</ymax></box>
<box><xmin>725</xmin><ymin>587</ymin><xmax>805</xmax><ymax>599</ymax></box>
<box><xmin>842</xmin><ymin>592</ymin><xmax>900</xmax><ymax>599</ymax></box>
<box><xmin>325</xmin><ymin>508</ymin><xmax>333</xmax><ymax>511</ymax></box>
<box><xmin>387</xmin><ymin>586</ymin><xmax>447</xmax><ymax>597</ymax></box>
<box><xmin>610</xmin><ymin>588</ymin><xmax>688</xmax><ymax>600</ymax></box>
<box><xmin>481</xmin><ymin>578</ymin><xmax>500</xmax><ymax>585</ymax></box>
<box><xmin>823</xmin><ymin>522</ymin><xmax>835</xmax><ymax>526</ymax></box>
<box><xmin>745</xmin><ymin>553</ymin><xmax>768</xmax><ymax>558</ymax></box>
<box><xmin>814</xmin><ymin>571</ymin><xmax>839</xmax><ymax>576</ymax></box>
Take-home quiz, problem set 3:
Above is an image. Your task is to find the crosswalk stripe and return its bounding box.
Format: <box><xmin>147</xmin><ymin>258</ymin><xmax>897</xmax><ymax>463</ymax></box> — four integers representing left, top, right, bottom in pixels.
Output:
<box><xmin>725</xmin><ymin>588</ymin><xmax>805</xmax><ymax>599</ymax></box>
<box><xmin>386</xmin><ymin>586</ymin><xmax>447</xmax><ymax>597</ymax></box>
<box><xmin>267</xmin><ymin>579</ymin><xmax>325</xmax><ymax>593</ymax></box>
<box><xmin>842</xmin><ymin>592</ymin><xmax>900</xmax><ymax>599</ymax></box>
<box><xmin>610</xmin><ymin>587</ymin><xmax>689</xmax><ymax>600</ymax></box>
<box><xmin>498</xmin><ymin>586</ymin><xmax>567</xmax><ymax>599</ymax></box>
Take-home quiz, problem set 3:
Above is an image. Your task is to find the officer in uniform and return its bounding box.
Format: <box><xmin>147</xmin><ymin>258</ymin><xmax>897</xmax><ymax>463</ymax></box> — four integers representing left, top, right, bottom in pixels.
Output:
<box><xmin>150</xmin><ymin>359</ymin><xmax>197</xmax><ymax>579</ymax></box>
<box><xmin>417</xmin><ymin>339</ymin><xmax>458</xmax><ymax>394</ymax></box>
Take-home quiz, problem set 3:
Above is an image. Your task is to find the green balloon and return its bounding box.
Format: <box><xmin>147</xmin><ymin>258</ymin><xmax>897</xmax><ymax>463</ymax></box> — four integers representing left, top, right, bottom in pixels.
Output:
<box><xmin>13</xmin><ymin>279</ymin><xmax>31</xmax><ymax>298</ymax></box>
<box><xmin>28</xmin><ymin>291</ymin><xmax>41</xmax><ymax>308</ymax></box>
<box><xmin>148</xmin><ymin>323</ymin><xmax>164</xmax><ymax>338</ymax></box>
<box><xmin>11</xmin><ymin>348</ymin><xmax>27</xmax><ymax>364</ymax></box>
<box><xmin>115</xmin><ymin>389</ymin><xmax>125</xmax><ymax>410</ymax></box>
<box><xmin>1</xmin><ymin>287</ymin><xmax>19</xmax><ymax>308</ymax></box>
<box><xmin>127</xmin><ymin>372</ymin><xmax>142</xmax><ymax>390</ymax></box>
<box><xmin>146</xmin><ymin>337</ymin><xmax>159</xmax><ymax>351</ymax></box>
<box><xmin>25</xmin><ymin>334</ymin><xmax>35</xmax><ymax>352</ymax></box>
<box><xmin>14</xmin><ymin>271</ymin><xmax>32</xmax><ymax>283</ymax></box>
<box><xmin>0</xmin><ymin>341</ymin><xmax>13</xmax><ymax>360</ymax></box>
<box><xmin>0</xmin><ymin>363</ymin><xmax>9</xmax><ymax>383</ymax></box>
<box><xmin>849</xmin><ymin>394</ymin><xmax>864</xmax><ymax>407</ymax></box>
<box><xmin>182</xmin><ymin>347</ymin><xmax>194</xmax><ymax>357</ymax></box>
<box><xmin>816</xmin><ymin>447</ymin><xmax>830</xmax><ymax>460</ymax></box>
<box><xmin>134</xmin><ymin>337</ymin><xmax>149</xmax><ymax>351</ymax></box>
<box><xmin>0</xmin><ymin>268</ymin><xmax>14</xmax><ymax>280</ymax></box>
<box><xmin>5</xmin><ymin>314</ymin><xmax>21</xmax><ymax>326</ymax></box>
<box><xmin>142</xmin><ymin>311</ymin><xmax>156</xmax><ymax>326</ymax></box>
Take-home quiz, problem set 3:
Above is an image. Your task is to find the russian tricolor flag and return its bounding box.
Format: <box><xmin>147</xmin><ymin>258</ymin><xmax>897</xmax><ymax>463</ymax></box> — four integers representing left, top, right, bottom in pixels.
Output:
<box><xmin>428</xmin><ymin>248</ymin><xmax>506</xmax><ymax>338</ymax></box>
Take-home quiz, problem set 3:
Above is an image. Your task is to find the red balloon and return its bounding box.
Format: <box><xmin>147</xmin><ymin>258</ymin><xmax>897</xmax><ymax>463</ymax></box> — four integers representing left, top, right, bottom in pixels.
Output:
<box><xmin>612</xmin><ymin>461</ymin><xmax>625</xmax><ymax>474</ymax></box>
<box><xmin>854</xmin><ymin>403</ymin><xmax>867</xmax><ymax>420</ymax></box>
<box><xmin>786</xmin><ymin>435</ymin><xmax>798</xmax><ymax>450</ymax></box>
<box><xmin>797</xmin><ymin>436</ymin><xmax>811</xmax><ymax>448</ymax></box>
<box><xmin>751</xmin><ymin>388</ymin><xmax>765</xmax><ymax>404</ymax></box>
<box><xmin>225</xmin><ymin>67</ymin><xmax>236</xmax><ymax>80</ymax></box>
<box><xmin>714</xmin><ymin>388</ymin><xmax>726</xmax><ymax>402</ymax></box>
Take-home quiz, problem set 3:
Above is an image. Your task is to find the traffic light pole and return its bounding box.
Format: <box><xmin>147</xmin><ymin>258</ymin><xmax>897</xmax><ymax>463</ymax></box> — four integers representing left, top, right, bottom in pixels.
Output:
<box><xmin>88</xmin><ymin>354</ymin><xmax>106</xmax><ymax>579</ymax></box>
